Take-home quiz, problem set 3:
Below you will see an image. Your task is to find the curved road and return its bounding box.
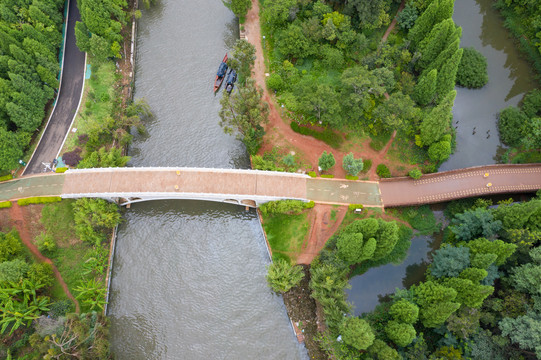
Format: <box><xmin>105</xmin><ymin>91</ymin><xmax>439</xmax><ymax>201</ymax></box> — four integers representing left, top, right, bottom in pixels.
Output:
<box><xmin>23</xmin><ymin>0</ymin><xmax>85</xmax><ymax>175</ymax></box>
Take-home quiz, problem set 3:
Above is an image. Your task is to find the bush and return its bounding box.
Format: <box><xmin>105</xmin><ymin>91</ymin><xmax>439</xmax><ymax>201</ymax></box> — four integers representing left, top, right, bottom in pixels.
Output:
<box><xmin>318</xmin><ymin>151</ymin><xmax>336</xmax><ymax>171</ymax></box>
<box><xmin>342</xmin><ymin>153</ymin><xmax>364</xmax><ymax>176</ymax></box>
<box><xmin>408</xmin><ymin>168</ymin><xmax>423</xmax><ymax>179</ymax></box>
<box><xmin>321</xmin><ymin>174</ymin><xmax>334</xmax><ymax>178</ymax></box>
<box><xmin>55</xmin><ymin>167</ymin><xmax>68</xmax><ymax>173</ymax></box>
<box><xmin>397</xmin><ymin>3</ymin><xmax>419</xmax><ymax>30</ymax></box>
<box><xmin>346</xmin><ymin>175</ymin><xmax>359</xmax><ymax>180</ymax></box>
<box><xmin>362</xmin><ymin>159</ymin><xmax>372</xmax><ymax>173</ymax></box>
<box><xmin>456</xmin><ymin>47</ymin><xmax>488</xmax><ymax>88</ymax></box>
<box><xmin>251</xmin><ymin>155</ymin><xmax>285</xmax><ymax>172</ymax></box>
<box><xmin>62</xmin><ymin>148</ymin><xmax>82</xmax><ymax>167</ymax></box>
<box><xmin>266</xmin><ymin>73</ymin><xmax>284</xmax><ymax>92</ymax></box>
<box><xmin>0</xmin><ymin>174</ymin><xmax>13</xmax><ymax>182</ymax></box>
<box><xmin>259</xmin><ymin>200</ymin><xmax>313</xmax><ymax>216</ymax></box>
<box><xmin>307</xmin><ymin>171</ymin><xmax>317</xmax><ymax>177</ymax></box>
<box><xmin>36</xmin><ymin>232</ymin><xmax>56</xmax><ymax>253</ymax></box>
<box><xmin>376</xmin><ymin>164</ymin><xmax>391</xmax><ymax>178</ymax></box>
<box><xmin>266</xmin><ymin>259</ymin><xmax>304</xmax><ymax>293</ymax></box>
<box><xmin>18</xmin><ymin>197</ymin><xmax>62</xmax><ymax>206</ymax></box>
<box><xmin>498</xmin><ymin>106</ymin><xmax>529</xmax><ymax>147</ymax></box>
<box><xmin>348</xmin><ymin>204</ymin><xmax>364</xmax><ymax>211</ymax></box>
<box><xmin>0</xmin><ymin>201</ymin><xmax>12</xmax><ymax>209</ymax></box>
<box><xmin>290</xmin><ymin>122</ymin><xmax>342</xmax><ymax>148</ymax></box>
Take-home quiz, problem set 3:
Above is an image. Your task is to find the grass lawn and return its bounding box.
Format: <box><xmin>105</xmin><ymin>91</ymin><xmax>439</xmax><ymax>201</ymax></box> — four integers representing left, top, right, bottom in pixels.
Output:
<box><xmin>262</xmin><ymin>212</ymin><xmax>311</xmax><ymax>264</ymax></box>
<box><xmin>387</xmin><ymin>205</ymin><xmax>440</xmax><ymax>235</ymax></box>
<box><xmin>61</xmin><ymin>59</ymin><xmax>117</xmax><ymax>154</ymax></box>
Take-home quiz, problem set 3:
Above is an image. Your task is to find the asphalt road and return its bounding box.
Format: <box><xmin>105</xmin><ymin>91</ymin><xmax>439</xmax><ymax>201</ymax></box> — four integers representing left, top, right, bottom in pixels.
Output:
<box><xmin>24</xmin><ymin>0</ymin><xmax>85</xmax><ymax>175</ymax></box>
<box><xmin>0</xmin><ymin>175</ymin><xmax>65</xmax><ymax>201</ymax></box>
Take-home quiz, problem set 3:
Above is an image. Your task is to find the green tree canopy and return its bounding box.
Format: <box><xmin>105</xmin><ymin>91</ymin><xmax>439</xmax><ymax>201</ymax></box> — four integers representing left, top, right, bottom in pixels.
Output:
<box><xmin>318</xmin><ymin>151</ymin><xmax>336</xmax><ymax>171</ymax></box>
<box><xmin>342</xmin><ymin>152</ymin><xmax>363</xmax><ymax>176</ymax></box>
<box><xmin>266</xmin><ymin>259</ymin><xmax>304</xmax><ymax>293</ymax></box>
<box><xmin>340</xmin><ymin>317</ymin><xmax>375</xmax><ymax>351</ymax></box>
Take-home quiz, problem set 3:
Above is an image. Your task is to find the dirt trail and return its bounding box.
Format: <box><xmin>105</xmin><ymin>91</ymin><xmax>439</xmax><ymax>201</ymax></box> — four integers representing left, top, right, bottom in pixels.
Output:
<box><xmin>367</xmin><ymin>130</ymin><xmax>398</xmax><ymax>179</ymax></box>
<box><xmin>382</xmin><ymin>0</ymin><xmax>407</xmax><ymax>42</ymax></box>
<box><xmin>297</xmin><ymin>204</ymin><xmax>347</xmax><ymax>265</ymax></box>
<box><xmin>9</xmin><ymin>204</ymin><xmax>80</xmax><ymax>314</ymax></box>
<box><xmin>245</xmin><ymin>0</ymin><xmax>393</xmax><ymax>180</ymax></box>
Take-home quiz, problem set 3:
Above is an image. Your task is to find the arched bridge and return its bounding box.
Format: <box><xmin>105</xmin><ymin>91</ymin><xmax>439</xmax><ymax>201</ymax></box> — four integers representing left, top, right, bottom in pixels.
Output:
<box><xmin>0</xmin><ymin>164</ymin><xmax>539</xmax><ymax>208</ymax></box>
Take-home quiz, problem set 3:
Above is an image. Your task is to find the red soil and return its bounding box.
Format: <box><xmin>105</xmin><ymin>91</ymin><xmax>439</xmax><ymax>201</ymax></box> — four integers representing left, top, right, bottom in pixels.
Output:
<box><xmin>9</xmin><ymin>204</ymin><xmax>80</xmax><ymax>314</ymax></box>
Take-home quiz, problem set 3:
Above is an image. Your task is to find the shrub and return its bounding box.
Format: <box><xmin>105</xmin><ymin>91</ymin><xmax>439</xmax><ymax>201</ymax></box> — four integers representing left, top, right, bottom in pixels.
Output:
<box><xmin>457</xmin><ymin>47</ymin><xmax>488</xmax><ymax>89</ymax></box>
<box><xmin>345</xmin><ymin>175</ymin><xmax>358</xmax><ymax>180</ymax></box>
<box><xmin>342</xmin><ymin>153</ymin><xmax>364</xmax><ymax>176</ymax></box>
<box><xmin>259</xmin><ymin>200</ymin><xmax>313</xmax><ymax>216</ymax></box>
<box><xmin>0</xmin><ymin>174</ymin><xmax>14</xmax><ymax>182</ymax></box>
<box><xmin>321</xmin><ymin>174</ymin><xmax>334</xmax><ymax>178</ymax></box>
<box><xmin>397</xmin><ymin>3</ymin><xmax>419</xmax><ymax>30</ymax></box>
<box><xmin>266</xmin><ymin>73</ymin><xmax>284</xmax><ymax>92</ymax></box>
<box><xmin>318</xmin><ymin>151</ymin><xmax>335</xmax><ymax>171</ymax></box>
<box><xmin>36</xmin><ymin>232</ymin><xmax>56</xmax><ymax>253</ymax></box>
<box><xmin>362</xmin><ymin>159</ymin><xmax>372</xmax><ymax>173</ymax></box>
<box><xmin>290</xmin><ymin>122</ymin><xmax>342</xmax><ymax>148</ymax></box>
<box><xmin>376</xmin><ymin>164</ymin><xmax>391</xmax><ymax>178</ymax></box>
<box><xmin>281</xmin><ymin>154</ymin><xmax>296</xmax><ymax>168</ymax></box>
<box><xmin>18</xmin><ymin>197</ymin><xmax>62</xmax><ymax>206</ymax></box>
<box><xmin>266</xmin><ymin>259</ymin><xmax>304</xmax><ymax>293</ymax></box>
<box><xmin>348</xmin><ymin>204</ymin><xmax>364</xmax><ymax>211</ymax></box>
<box><xmin>408</xmin><ymin>168</ymin><xmax>423</xmax><ymax>179</ymax></box>
<box><xmin>251</xmin><ymin>155</ymin><xmax>285</xmax><ymax>172</ymax></box>
<box><xmin>498</xmin><ymin>106</ymin><xmax>529</xmax><ymax>147</ymax></box>
<box><xmin>307</xmin><ymin>171</ymin><xmax>317</xmax><ymax>177</ymax></box>
<box><xmin>55</xmin><ymin>167</ymin><xmax>68</xmax><ymax>173</ymax></box>
<box><xmin>0</xmin><ymin>201</ymin><xmax>12</xmax><ymax>209</ymax></box>
<box><xmin>62</xmin><ymin>148</ymin><xmax>82</xmax><ymax>167</ymax></box>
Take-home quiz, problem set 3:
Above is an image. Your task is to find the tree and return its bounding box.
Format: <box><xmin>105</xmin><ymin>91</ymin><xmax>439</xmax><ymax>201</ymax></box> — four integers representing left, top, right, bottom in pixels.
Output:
<box><xmin>443</xmin><ymin>277</ymin><xmax>494</xmax><ymax>308</ymax></box>
<box><xmin>342</xmin><ymin>153</ymin><xmax>363</xmax><ymax>176</ymax></box>
<box><xmin>450</xmin><ymin>208</ymin><xmax>502</xmax><ymax>241</ymax></box>
<box><xmin>386</xmin><ymin>321</ymin><xmax>417</xmax><ymax>347</ymax></box>
<box><xmin>345</xmin><ymin>0</ymin><xmax>391</xmax><ymax>31</ymax></box>
<box><xmin>413</xmin><ymin>69</ymin><xmax>437</xmax><ymax>106</ymax></box>
<box><xmin>497</xmin><ymin>106</ymin><xmax>529</xmax><ymax>147</ymax></box>
<box><xmin>435</xmin><ymin>48</ymin><xmax>463</xmax><ymax>103</ymax></box>
<box><xmin>390</xmin><ymin>299</ymin><xmax>419</xmax><ymax>323</ymax></box>
<box><xmin>430</xmin><ymin>245</ymin><xmax>470</xmax><ymax>278</ymax></box>
<box><xmin>228</xmin><ymin>39</ymin><xmax>256</xmax><ymax>82</ymax></box>
<box><xmin>368</xmin><ymin>339</ymin><xmax>401</xmax><ymax>360</ymax></box>
<box><xmin>0</xmin><ymin>230</ymin><xmax>23</xmax><ymax>262</ymax></box>
<box><xmin>261</xmin><ymin>0</ymin><xmax>296</xmax><ymax>32</ymax></box>
<box><xmin>73</xmin><ymin>198</ymin><xmax>121</xmax><ymax>244</ymax></box>
<box><xmin>499</xmin><ymin>312</ymin><xmax>541</xmax><ymax>358</ymax></box>
<box><xmin>340</xmin><ymin>317</ymin><xmax>375</xmax><ymax>351</ymax></box>
<box><xmin>457</xmin><ymin>47</ymin><xmax>488</xmax><ymax>88</ymax></box>
<box><xmin>419</xmin><ymin>90</ymin><xmax>456</xmax><ymax>146</ymax></box>
<box><xmin>465</xmin><ymin>238</ymin><xmax>516</xmax><ymax>266</ymax></box>
<box><xmin>511</xmin><ymin>247</ymin><xmax>541</xmax><ymax>296</ymax></box>
<box><xmin>416</xmin><ymin>18</ymin><xmax>456</xmax><ymax>71</ymax></box>
<box><xmin>78</xmin><ymin>146</ymin><xmax>130</xmax><ymax>169</ymax></box>
<box><xmin>408</xmin><ymin>168</ymin><xmax>423</xmax><ymax>179</ymax></box>
<box><xmin>336</xmin><ymin>232</ymin><xmax>376</xmax><ymax>264</ymax></box>
<box><xmin>74</xmin><ymin>22</ymin><xmax>91</xmax><ymax>52</ymax></box>
<box><xmin>0</xmin><ymin>259</ymin><xmax>29</xmax><ymax>283</ymax></box>
<box><xmin>397</xmin><ymin>3</ymin><xmax>419</xmax><ymax>30</ymax></box>
<box><xmin>372</xmin><ymin>92</ymin><xmax>420</xmax><ymax>131</ymax></box>
<box><xmin>414</xmin><ymin>281</ymin><xmax>460</xmax><ymax>327</ymax></box>
<box><xmin>447</xmin><ymin>307</ymin><xmax>481</xmax><ymax>339</ymax></box>
<box><xmin>219</xmin><ymin>78</ymin><xmax>269</xmax><ymax>155</ymax></box>
<box><xmin>277</xmin><ymin>24</ymin><xmax>313</xmax><ymax>59</ymax></box>
<box><xmin>408</xmin><ymin>0</ymin><xmax>440</xmax><ymax>47</ymax></box>
<box><xmin>223</xmin><ymin>0</ymin><xmax>252</xmax><ymax>22</ymax></box>
<box><xmin>266</xmin><ymin>259</ymin><xmax>304</xmax><ymax>293</ymax></box>
<box><xmin>318</xmin><ymin>151</ymin><xmax>335</xmax><ymax>171</ymax></box>
<box><xmin>427</xmin><ymin>139</ymin><xmax>451</xmax><ymax>162</ymax></box>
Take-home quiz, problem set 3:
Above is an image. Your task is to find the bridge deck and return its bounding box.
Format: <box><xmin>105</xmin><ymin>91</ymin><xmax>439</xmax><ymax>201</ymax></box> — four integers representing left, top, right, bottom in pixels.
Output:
<box><xmin>380</xmin><ymin>164</ymin><xmax>541</xmax><ymax>207</ymax></box>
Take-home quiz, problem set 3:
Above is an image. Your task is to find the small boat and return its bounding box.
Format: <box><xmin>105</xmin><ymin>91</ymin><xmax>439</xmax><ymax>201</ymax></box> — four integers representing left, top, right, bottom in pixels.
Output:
<box><xmin>214</xmin><ymin>53</ymin><xmax>228</xmax><ymax>92</ymax></box>
<box><xmin>225</xmin><ymin>69</ymin><xmax>237</xmax><ymax>94</ymax></box>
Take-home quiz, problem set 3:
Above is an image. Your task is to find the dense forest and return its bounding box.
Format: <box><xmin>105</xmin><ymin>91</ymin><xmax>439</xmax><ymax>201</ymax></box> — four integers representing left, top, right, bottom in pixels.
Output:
<box><xmin>259</xmin><ymin>0</ymin><xmax>467</xmax><ymax>171</ymax></box>
<box><xmin>0</xmin><ymin>0</ymin><xmax>65</xmax><ymax>173</ymax></box>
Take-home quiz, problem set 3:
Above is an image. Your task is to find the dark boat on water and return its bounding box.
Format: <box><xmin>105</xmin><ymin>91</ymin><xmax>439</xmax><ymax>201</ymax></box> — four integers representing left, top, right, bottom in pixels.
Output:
<box><xmin>225</xmin><ymin>69</ymin><xmax>237</xmax><ymax>94</ymax></box>
<box><xmin>214</xmin><ymin>53</ymin><xmax>228</xmax><ymax>92</ymax></box>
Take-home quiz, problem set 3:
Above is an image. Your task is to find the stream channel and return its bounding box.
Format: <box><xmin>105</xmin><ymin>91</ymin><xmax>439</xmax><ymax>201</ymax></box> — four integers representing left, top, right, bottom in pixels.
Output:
<box><xmin>347</xmin><ymin>0</ymin><xmax>537</xmax><ymax>316</ymax></box>
<box><xmin>107</xmin><ymin>0</ymin><xmax>307</xmax><ymax>358</ymax></box>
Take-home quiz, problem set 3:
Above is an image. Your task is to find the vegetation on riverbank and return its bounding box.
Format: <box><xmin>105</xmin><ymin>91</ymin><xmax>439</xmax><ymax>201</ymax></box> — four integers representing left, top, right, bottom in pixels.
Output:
<box><xmin>0</xmin><ymin>0</ymin><xmax>65</xmax><ymax>173</ymax></box>
<box><xmin>257</xmin><ymin>0</ymin><xmax>469</xmax><ymax>175</ymax></box>
<box><xmin>0</xmin><ymin>198</ymin><xmax>121</xmax><ymax>358</ymax></box>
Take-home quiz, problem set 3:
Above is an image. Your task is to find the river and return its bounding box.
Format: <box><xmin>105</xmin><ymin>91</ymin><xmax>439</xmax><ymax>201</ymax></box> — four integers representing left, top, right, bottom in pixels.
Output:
<box><xmin>347</xmin><ymin>0</ymin><xmax>537</xmax><ymax>315</ymax></box>
<box><xmin>107</xmin><ymin>1</ymin><xmax>307</xmax><ymax>358</ymax></box>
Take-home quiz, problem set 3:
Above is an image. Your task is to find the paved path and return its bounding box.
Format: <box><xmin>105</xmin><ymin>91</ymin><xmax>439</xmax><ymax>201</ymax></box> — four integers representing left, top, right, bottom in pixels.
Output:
<box><xmin>380</xmin><ymin>164</ymin><xmax>541</xmax><ymax>207</ymax></box>
<box><xmin>1</xmin><ymin>165</ymin><xmax>540</xmax><ymax>208</ymax></box>
<box><xmin>24</xmin><ymin>0</ymin><xmax>85</xmax><ymax>175</ymax></box>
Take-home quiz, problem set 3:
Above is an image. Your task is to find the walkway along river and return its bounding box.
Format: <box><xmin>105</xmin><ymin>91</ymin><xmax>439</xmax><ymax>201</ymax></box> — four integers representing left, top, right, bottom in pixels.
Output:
<box><xmin>106</xmin><ymin>0</ymin><xmax>307</xmax><ymax>358</ymax></box>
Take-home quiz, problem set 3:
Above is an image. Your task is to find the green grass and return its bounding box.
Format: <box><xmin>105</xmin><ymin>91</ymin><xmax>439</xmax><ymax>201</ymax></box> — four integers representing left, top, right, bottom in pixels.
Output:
<box><xmin>63</xmin><ymin>60</ymin><xmax>116</xmax><ymax>152</ymax></box>
<box><xmin>330</xmin><ymin>210</ymin><xmax>337</xmax><ymax>221</ymax></box>
<box><xmin>262</xmin><ymin>212</ymin><xmax>311</xmax><ymax>263</ymax></box>
<box><xmin>290</xmin><ymin>122</ymin><xmax>343</xmax><ymax>149</ymax></box>
<box><xmin>50</xmin><ymin>243</ymin><xmax>89</xmax><ymax>295</ymax></box>
<box><xmin>369</xmin><ymin>131</ymin><xmax>392</xmax><ymax>151</ymax></box>
<box><xmin>41</xmin><ymin>200</ymin><xmax>76</xmax><ymax>242</ymax></box>
<box><xmin>387</xmin><ymin>205</ymin><xmax>440</xmax><ymax>235</ymax></box>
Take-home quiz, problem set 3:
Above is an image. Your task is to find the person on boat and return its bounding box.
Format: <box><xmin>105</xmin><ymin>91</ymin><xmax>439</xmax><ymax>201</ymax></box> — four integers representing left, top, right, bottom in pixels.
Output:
<box><xmin>225</xmin><ymin>69</ymin><xmax>237</xmax><ymax>94</ymax></box>
<box><xmin>217</xmin><ymin>62</ymin><xmax>228</xmax><ymax>79</ymax></box>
